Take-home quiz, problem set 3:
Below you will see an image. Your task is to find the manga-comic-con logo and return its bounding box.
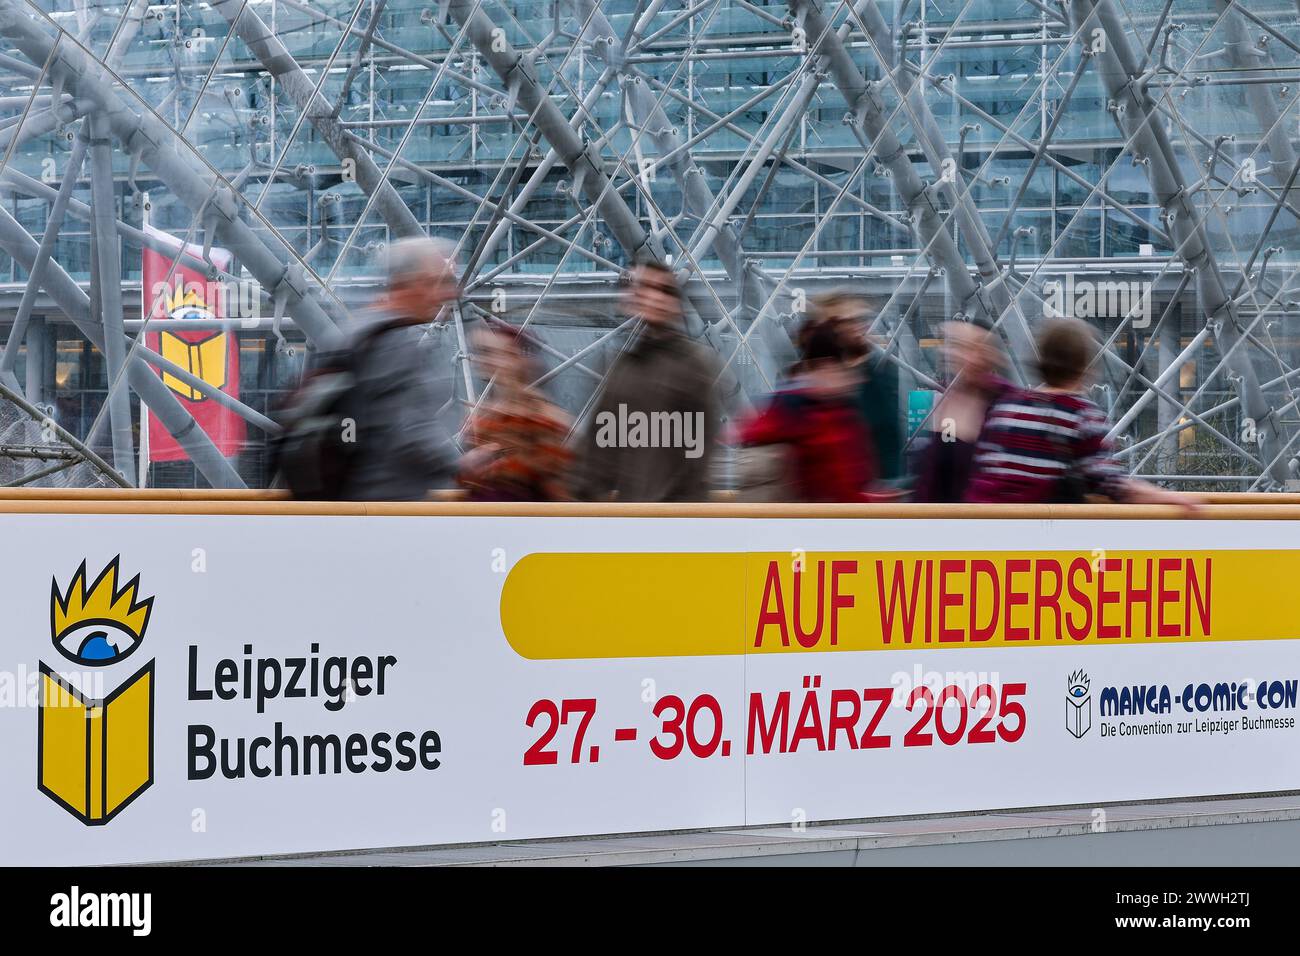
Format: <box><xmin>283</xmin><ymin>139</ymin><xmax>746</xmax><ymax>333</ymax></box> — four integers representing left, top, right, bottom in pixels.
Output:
<box><xmin>38</xmin><ymin>557</ymin><xmax>155</xmax><ymax>825</ymax></box>
<box><xmin>1067</xmin><ymin>670</ymin><xmax>1091</xmax><ymax>739</ymax></box>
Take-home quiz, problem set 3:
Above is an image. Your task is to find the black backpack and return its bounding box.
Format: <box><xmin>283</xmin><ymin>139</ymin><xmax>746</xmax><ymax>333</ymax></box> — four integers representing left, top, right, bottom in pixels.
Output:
<box><xmin>269</xmin><ymin>321</ymin><xmax>402</xmax><ymax>500</ymax></box>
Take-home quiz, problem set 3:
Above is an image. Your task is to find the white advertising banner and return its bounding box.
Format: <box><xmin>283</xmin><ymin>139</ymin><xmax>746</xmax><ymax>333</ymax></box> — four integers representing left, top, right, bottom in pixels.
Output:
<box><xmin>1</xmin><ymin>512</ymin><xmax>1297</xmax><ymax>864</ymax></box>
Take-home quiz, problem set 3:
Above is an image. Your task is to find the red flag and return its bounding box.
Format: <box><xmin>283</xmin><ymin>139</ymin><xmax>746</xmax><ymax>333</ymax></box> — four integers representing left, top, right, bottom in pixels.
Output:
<box><xmin>142</xmin><ymin>223</ymin><xmax>245</xmax><ymax>462</ymax></box>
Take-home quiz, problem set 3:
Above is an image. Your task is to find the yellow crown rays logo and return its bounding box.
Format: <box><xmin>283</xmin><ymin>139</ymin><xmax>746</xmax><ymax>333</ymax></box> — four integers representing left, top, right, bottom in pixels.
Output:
<box><xmin>165</xmin><ymin>283</ymin><xmax>212</xmax><ymax>314</ymax></box>
<box><xmin>51</xmin><ymin>556</ymin><xmax>153</xmax><ymax>666</ymax></box>
<box><xmin>39</xmin><ymin>557</ymin><xmax>155</xmax><ymax>826</ymax></box>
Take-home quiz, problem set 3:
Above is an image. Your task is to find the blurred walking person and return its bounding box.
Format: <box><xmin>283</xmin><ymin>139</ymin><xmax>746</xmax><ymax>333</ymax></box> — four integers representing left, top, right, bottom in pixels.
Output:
<box><xmin>736</xmin><ymin>318</ymin><xmax>876</xmax><ymax>502</ymax></box>
<box><xmin>339</xmin><ymin>238</ymin><xmax>464</xmax><ymax>500</ymax></box>
<box><xmin>459</xmin><ymin>323</ymin><xmax>572</xmax><ymax>501</ymax></box>
<box><xmin>816</xmin><ymin>292</ymin><xmax>904</xmax><ymax>484</ymax></box>
<box><xmin>578</xmin><ymin>262</ymin><xmax>721</xmax><ymax>502</ymax></box>
<box><xmin>966</xmin><ymin>317</ymin><xmax>1193</xmax><ymax>509</ymax></box>
<box><xmin>911</xmin><ymin>321</ymin><xmax>1009</xmax><ymax>503</ymax></box>
<box><xmin>273</xmin><ymin>236</ymin><xmax>462</xmax><ymax>501</ymax></box>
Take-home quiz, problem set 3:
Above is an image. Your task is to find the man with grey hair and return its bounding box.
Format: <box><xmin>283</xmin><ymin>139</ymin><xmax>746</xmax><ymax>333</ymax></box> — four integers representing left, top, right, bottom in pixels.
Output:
<box><xmin>338</xmin><ymin>236</ymin><xmax>460</xmax><ymax>500</ymax></box>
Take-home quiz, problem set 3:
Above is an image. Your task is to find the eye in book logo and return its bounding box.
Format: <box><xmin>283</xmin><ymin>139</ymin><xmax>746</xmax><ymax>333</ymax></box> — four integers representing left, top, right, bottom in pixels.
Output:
<box><xmin>155</xmin><ymin>283</ymin><xmax>230</xmax><ymax>401</ymax></box>
<box><xmin>1067</xmin><ymin>669</ymin><xmax>1091</xmax><ymax>739</ymax></box>
<box><xmin>38</xmin><ymin>558</ymin><xmax>155</xmax><ymax>826</ymax></box>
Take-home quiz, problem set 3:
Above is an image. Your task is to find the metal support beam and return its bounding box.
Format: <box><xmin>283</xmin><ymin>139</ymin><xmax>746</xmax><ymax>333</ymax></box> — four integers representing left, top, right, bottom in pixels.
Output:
<box><xmin>1214</xmin><ymin>0</ymin><xmax>1299</xmax><ymax>184</ymax></box>
<box><xmin>1073</xmin><ymin>0</ymin><xmax>1295</xmax><ymax>485</ymax></box>
<box><xmin>785</xmin><ymin>0</ymin><xmax>988</xmax><ymax>333</ymax></box>
<box><xmin>1157</xmin><ymin>306</ymin><xmax>1181</xmax><ymax>474</ymax></box>
<box><xmin>0</xmin><ymin>3</ymin><xmax>343</xmax><ymax>351</ymax></box>
<box><xmin>0</xmin><ymin>370</ymin><xmax>127</xmax><ymax>487</ymax></box>
<box><xmin>24</xmin><ymin>316</ymin><xmax>43</xmax><ymax>407</ymax></box>
<box><xmin>466</xmin><ymin>67</ymin><xmax>620</xmax><ymax>279</ymax></box>
<box><xmin>210</xmin><ymin>0</ymin><xmax>423</xmax><ymax>240</ymax></box>
<box><xmin>88</xmin><ymin>110</ymin><xmax>136</xmax><ymax>485</ymax></box>
<box><xmin>576</xmin><ymin>0</ymin><xmax>789</xmax><ymax>342</ymax></box>
<box><xmin>445</xmin><ymin>0</ymin><xmax>659</xmax><ymax>264</ymax></box>
<box><xmin>0</xmin><ymin>123</ymin><xmax>88</xmax><ymax>385</ymax></box>
<box><xmin>846</xmin><ymin>0</ymin><xmax>1034</xmax><ymax>359</ymax></box>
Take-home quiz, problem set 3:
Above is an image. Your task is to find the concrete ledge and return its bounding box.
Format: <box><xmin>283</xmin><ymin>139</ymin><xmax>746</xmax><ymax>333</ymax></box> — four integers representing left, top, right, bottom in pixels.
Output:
<box><xmin>202</xmin><ymin>793</ymin><xmax>1300</xmax><ymax>867</ymax></box>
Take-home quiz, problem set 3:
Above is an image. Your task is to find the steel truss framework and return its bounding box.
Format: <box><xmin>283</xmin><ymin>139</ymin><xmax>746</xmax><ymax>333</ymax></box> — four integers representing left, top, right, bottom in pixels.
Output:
<box><xmin>0</xmin><ymin>0</ymin><xmax>1296</xmax><ymax>490</ymax></box>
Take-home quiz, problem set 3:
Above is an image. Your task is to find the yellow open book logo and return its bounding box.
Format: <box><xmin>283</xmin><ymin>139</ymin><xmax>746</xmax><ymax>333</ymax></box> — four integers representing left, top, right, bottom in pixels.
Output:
<box><xmin>159</xmin><ymin>330</ymin><xmax>228</xmax><ymax>400</ymax></box>
<box><xmin>38</xmin><ymin>662</ymin><xmax>154</xmax><ymax>825</ymax></box>
<box><xmin>38</xmin><ymin>558</ymin><xmax>155</xmax><ymax>826</ymax></box>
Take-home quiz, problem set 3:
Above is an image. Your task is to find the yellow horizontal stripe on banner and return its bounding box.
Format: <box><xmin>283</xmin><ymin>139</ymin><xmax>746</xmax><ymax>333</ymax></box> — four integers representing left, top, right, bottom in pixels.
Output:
<box><xmin>500</xmin><ymin>550</ymin><xmax>1300</xmax><ymax>660</ymax></box>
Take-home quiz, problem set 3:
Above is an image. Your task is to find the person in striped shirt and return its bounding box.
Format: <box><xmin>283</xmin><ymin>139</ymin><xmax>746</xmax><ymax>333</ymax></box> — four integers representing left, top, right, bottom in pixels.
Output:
<box><xmin>965</xmin><ymin>318</ymin><xmax>1194</xmax><ymax>510</ymax></box>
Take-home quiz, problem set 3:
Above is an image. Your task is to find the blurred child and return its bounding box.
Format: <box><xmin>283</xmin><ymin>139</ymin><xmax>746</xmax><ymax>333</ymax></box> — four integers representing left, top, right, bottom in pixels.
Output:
<box><xmin>966</xmin><ymin>317</ymin><xmax>1194</xmax><ymax>510</ymax></box>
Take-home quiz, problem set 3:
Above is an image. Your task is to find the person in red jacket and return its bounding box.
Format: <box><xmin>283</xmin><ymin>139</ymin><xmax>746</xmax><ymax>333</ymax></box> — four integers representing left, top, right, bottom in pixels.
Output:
<box><xmin>737</xmin><ymin>320</ymin><xmax>876</xmax><ymax>501</ymax></box>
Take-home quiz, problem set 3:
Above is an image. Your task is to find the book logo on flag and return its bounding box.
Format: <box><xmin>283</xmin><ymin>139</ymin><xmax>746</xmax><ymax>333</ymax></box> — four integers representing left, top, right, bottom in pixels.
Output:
<box><xmin>142</xmin><ymin>223</ymin><xmax>245</xmax><ymax>461</ymax></box>
<box><xmin>154</xmin><ymin>282</ymin><xmax>230</xmax><ymax>400</ymax></box>
<box><xmin>38</xmin><ymin>557</ymin><xmax>155</xmax><ymax>826</ymax></box>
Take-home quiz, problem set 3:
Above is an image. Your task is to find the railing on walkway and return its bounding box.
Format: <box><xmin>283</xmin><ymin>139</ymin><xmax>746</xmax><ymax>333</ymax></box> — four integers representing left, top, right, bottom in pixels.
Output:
<box><xmin>0</xmin><ymin>487</ymin><xmax>1298</xmax><ymax>518</ymax></box>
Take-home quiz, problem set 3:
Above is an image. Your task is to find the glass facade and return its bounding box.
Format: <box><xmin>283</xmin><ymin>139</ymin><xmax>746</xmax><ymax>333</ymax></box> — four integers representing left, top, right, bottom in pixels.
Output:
<box><xmin>0</xmin><ymin>0</ymin><xmax>1297</xmax><ymax>489</ymax></box>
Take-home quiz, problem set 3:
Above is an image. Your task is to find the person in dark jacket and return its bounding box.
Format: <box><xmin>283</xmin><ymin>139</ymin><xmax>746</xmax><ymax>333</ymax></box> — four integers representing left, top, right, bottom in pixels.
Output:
<box><xmin>578</xmin><ymin>261</ymin><xmax>721</xmax><ymax>501</ymax></box>
<box><xmin>340</xmin><ymin>237</ymin><xmax>462</xmax><ymax>501</ymax></box>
